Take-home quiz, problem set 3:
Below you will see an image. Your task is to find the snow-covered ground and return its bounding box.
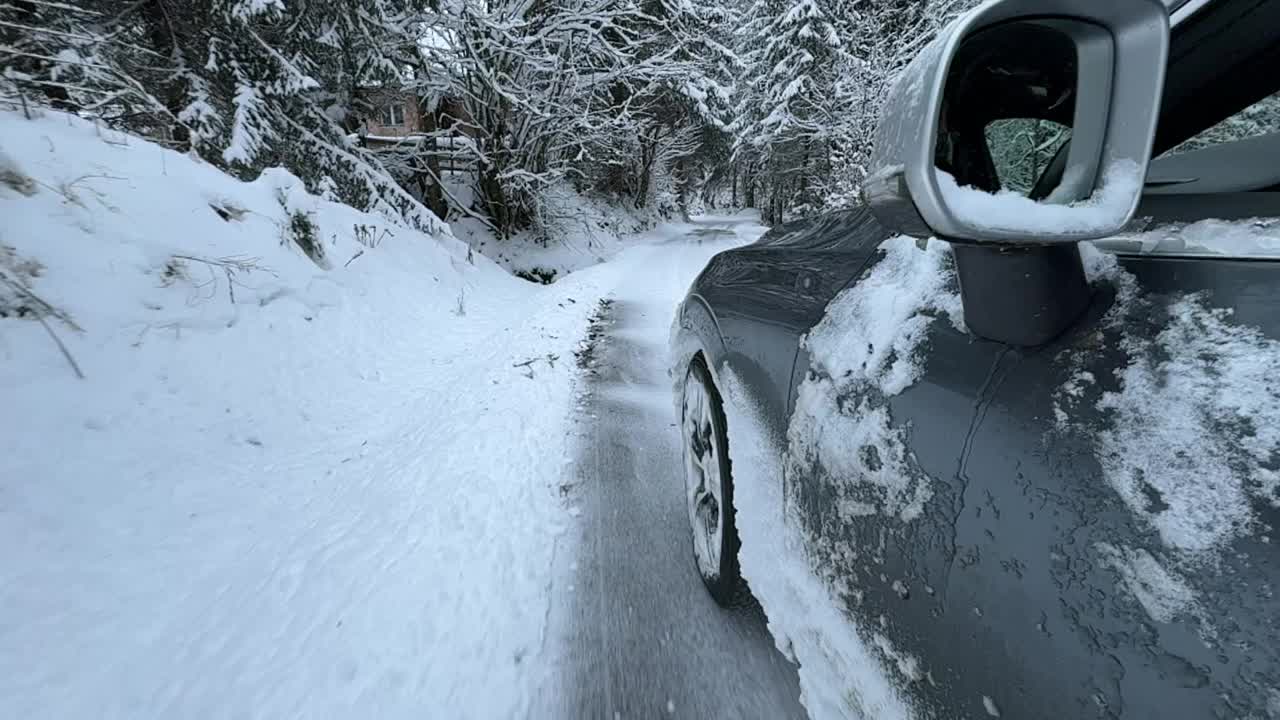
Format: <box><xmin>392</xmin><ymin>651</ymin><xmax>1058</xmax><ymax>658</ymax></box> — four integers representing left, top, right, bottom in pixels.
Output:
<box><xmin>0</xmin><ymin>108</ymin><xmax>732</xmax><ymax>718</ymax></box>
<box><xmin>449</xmin><ymin>180</ymin><xmax>669</xmax><ymax>283</ymax></box>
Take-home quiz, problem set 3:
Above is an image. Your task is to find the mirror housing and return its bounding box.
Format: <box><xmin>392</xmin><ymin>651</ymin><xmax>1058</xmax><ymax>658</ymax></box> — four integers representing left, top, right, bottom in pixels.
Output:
<box><xmin>863</xmin><ymin>0</ymin><xmax>1169</xmax><ymax>244</ymax></box>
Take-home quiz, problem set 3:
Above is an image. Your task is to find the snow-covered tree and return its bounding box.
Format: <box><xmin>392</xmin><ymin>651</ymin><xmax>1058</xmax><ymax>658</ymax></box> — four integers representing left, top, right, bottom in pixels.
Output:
<box><xmin>0</xmin><ymin>0</ymin><xmax>177</xmax><ymax>128</ymax></box>
<box><xmin>1</xmin><ymin>0</ymin><xmax>447</xmax><ymax>234</ymax></box>
<box><xmin>155</xmin><ymin>0</ymin><xmax>443</xmax><ymax>231</ymax></box>
<box><xmin>2</xmin><ymin>0</ymin><xmax>984</xmax><ymax>236</ymax></box>
<box><xmin>728</xmin><ymin>0</ymin><xmax>972</xmax><ymax>221</ymax></box>
<box><xmin>817</xmin><ymin>0</ymin><xmax>972</xmax><ymax>212</ymax></box>
<box><xmin>983</xmin><ymin>118</ymin><xmax>1070</xmax><ymax>194</ymax></box>
<box><xmin>732</xmin><ymin>0</ymin><xmax>852</xmax><ymax>223</ymax></box>
<box><xmin>638</xmin><ymin>0</ymin><xmax>742</xmax><ymax>217</ymax></box>
<box><xmin>406</xmin><ymin>0</ymin><xmax>734</xmax><ymax>236</ymax></box>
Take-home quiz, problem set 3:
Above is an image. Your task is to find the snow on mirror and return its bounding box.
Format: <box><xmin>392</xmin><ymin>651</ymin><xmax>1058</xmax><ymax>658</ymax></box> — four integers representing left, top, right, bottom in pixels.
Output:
<box><xmin>933</xmin><ymin>20</ymin><xmax>1113</xmax><ymax>234</ymax></box>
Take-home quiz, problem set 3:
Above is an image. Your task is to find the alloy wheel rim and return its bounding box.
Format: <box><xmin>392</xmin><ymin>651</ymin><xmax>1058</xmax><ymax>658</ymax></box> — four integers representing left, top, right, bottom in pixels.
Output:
<box><xmin>683</xmin><ymin>372</ymin><xmax>723</xmax><ymax>578</ymax></box>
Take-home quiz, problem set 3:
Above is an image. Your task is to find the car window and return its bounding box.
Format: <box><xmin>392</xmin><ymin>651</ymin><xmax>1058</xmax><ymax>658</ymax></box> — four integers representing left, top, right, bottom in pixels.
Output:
<box><xmin>1090</xmin><ymin>92</ymin><xmax>1280</xmax><ymax>260</ymax></box>
<box><xmin>1090</xmin><ymin>217</ymin><xmax>1280</xmax><ymax>259</ymax></box>
<box><xmin>1163</xmin><ymin>91</ymin><xmax>1280</xmax><ymax>156</ymax></box>
<box><xmin>983</xmin><ymin>119</ymin><xmax>1072</xmax><ymax>196</ymax></box>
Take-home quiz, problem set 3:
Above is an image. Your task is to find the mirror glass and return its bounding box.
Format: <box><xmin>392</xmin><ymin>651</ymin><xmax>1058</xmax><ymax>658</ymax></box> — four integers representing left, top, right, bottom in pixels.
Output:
<box><xmin>935</xmin><ymin>22</ymin><xmax>1080</xmax><ymax>200</ymax></box>
<box><xmin>984</xmin><ymin>119</ymin><xmax>1072</xmax><ymax>196</ymax></box>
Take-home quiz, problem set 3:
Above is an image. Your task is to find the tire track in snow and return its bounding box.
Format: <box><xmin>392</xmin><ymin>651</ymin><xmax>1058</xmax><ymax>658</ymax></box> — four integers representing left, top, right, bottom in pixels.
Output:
<box><xmin>536</xmin><ymin>219</ymin><xmax>807</xmax><ymax>720</ymax></box>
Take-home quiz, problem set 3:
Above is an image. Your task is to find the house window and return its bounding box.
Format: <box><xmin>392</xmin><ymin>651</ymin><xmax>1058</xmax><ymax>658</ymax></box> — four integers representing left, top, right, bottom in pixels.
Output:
<box><xmin>380</xmin><ymin>103</ymin><xmax>405</xmax><ymax>127</ymax></box>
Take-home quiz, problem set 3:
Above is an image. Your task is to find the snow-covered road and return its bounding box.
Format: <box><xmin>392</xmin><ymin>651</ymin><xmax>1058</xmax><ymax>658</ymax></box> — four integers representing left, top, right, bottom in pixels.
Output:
<box><xmin>535</xmin><ymin>218</ymin><xmax>806</xmax><ymax>719</ymax></box>
<box><xmin>1</xmin><ymin>112</ymin><xmax>802</xmax><ymax>719</ymax></box>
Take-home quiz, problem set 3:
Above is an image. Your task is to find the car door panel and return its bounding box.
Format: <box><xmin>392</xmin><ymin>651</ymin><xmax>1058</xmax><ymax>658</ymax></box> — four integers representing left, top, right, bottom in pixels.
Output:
<box><xmin>960</xmin><ymin>256</ymin><xmax>1280</xmax><ymax>718</ymax></box>
<box><xmin>785</xmin><ymin>250</ymin><xmax>1280</xmax><ymax>718</ymax></box>
<box><xmin>784</xmin><ymin>279</ymin><xmax>1021</xmax><ymax>718</ymax></box>
<box><xmin>943</xmin><ymin>322</ymin><xmax>1207</xmax><ymax>720</ymax></box>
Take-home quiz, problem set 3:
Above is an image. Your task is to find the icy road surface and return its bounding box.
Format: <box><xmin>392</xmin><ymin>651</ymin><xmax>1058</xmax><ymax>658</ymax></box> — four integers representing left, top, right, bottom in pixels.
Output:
<box><xmin>535</xmin><ymin>219</ymin><xmax>807</xmax><ymax>719</ymax></box>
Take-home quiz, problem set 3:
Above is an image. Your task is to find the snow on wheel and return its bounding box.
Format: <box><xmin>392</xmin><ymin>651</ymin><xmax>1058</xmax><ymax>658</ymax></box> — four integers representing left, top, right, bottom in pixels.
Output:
<box><xmin>681</xmin><ymin>354</ymin><xmax>742</xmax><ymax>605</ymax></box>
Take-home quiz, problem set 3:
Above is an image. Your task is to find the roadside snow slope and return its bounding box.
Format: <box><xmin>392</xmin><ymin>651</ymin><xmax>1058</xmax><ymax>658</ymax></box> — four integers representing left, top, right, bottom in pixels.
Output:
<box><xmin>0</xmin><ymin>109</ymin><xmax>615</xmax><ymax>718</ymax></box>
<box><xmin>450</xmin><ymin>182</ymin><xmax>664</xmax><ymax>282</ymax></box>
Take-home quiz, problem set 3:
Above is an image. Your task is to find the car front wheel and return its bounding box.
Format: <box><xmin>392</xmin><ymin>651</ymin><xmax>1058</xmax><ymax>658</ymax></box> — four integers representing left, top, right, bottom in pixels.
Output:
<box><xmin>681</xmin><ymin>355</ymin><xmax>742</xmax><ymax>605</ymax></box>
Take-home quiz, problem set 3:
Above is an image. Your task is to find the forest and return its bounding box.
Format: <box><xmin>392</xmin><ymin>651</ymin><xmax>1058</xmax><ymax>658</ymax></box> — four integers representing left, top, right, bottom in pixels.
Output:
<box><xmin>1</xmin><ymin>0</ymin><xmax>972</xmax><ymax>239</ymax></box>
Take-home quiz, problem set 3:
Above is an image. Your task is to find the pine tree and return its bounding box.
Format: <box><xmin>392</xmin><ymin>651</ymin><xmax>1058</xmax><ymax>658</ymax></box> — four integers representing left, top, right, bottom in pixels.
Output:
<box><xmin>819</xmin><ymin>0</ymin><xmax>971</xmax><ymax>210</ymax></box>
<box><xmin>732</xmin><ymin>0</ymin><xmax>851</xmax><ymax>223</ymax></box>
<box><xmin>659</xmin><ymin>0</ymin><xmax>742</xmax><ymax>214</ymax></box>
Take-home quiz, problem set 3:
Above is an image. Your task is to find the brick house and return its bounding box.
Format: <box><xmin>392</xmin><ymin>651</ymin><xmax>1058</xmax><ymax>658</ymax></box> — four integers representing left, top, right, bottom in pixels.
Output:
<box><xmin>358</xmin><ymin>89</ymin><xmax>470</xmax><ymax>139</ymax></box>
<box><xmin>360</xmin><ymin>89</ymin><xmax>422</xmax><ymax>138</ymax></box>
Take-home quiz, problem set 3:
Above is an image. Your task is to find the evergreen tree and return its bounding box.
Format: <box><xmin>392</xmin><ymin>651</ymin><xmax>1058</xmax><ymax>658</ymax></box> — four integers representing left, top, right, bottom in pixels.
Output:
<box><xmin>818</xmin><ymin>0</ymin><xmax>972</xmax><ymax>211</ymax></box>
<box><xmin>732</xmin><ymin>0</ymin><xmax>850</xmax><ymax>223</ymax></box>
<box><xmin>1</xmin><ymin>0</ymin><xmax>446</xmax><ymax>234</ymax></box>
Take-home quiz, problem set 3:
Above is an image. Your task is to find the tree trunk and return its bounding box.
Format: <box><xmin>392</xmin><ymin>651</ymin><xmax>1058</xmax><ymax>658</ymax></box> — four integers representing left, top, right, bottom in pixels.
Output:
<box><xmin>137</xmin><ymin>0</ymin><xmax>190</xmax><ymax>148</ymax></box>
<box><xmin>676</xmin><ymin>157</ymin><xmax>691</xmax><ymax>221</ymax></box>
<box><xmin>769</xmin><ymin>183</ymin><xmax>784</xmax><ymax>225</ymax></box>
<box><xmin>636</xmin><ymin>142</ymin><xmax>654</xmax><ymax>210</ymax></box>
<box><xmin>797</xmin><ymin>145</ymin><xmax>810</xmax><ymax>209</ymax></box>
<box><xmin>419</xmin><ymin>101</ymin><xmax>447</xmax><ymax>220</ymax></box>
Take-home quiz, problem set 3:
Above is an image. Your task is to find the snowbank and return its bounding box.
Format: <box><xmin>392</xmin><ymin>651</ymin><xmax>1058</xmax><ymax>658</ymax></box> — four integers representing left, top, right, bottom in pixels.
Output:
<box><xmin>451</xmin><ymin>182</ymin><xmax>667</xmax><ymax>283</ymax></box>
<box><xmin>0</xmin><ymin>109</ymin><xmax>611</xmax><ymax>718</ymax></box>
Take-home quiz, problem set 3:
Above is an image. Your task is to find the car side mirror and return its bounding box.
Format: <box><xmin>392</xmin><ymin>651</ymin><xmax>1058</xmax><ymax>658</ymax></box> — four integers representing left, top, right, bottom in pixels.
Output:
<box><xmin>863</xmin><ymin>0</ymin><xmax>1169</xmax><ymax>244</ymax></box>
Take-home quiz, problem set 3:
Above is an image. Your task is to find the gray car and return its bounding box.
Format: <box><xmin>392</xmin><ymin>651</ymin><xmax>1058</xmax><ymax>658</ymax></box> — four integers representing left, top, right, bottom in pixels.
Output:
<box><xmin>670</xmin><ymin>0</ymin><xmax>1280</xmax><ymax>717</ymax></box>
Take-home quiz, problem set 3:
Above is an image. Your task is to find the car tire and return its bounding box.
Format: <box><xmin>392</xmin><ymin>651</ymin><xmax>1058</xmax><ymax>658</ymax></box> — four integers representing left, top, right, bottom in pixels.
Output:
<box><xmin>681</xmin><ymin>354</ymin><xmax>742</xmax><ymax>606</ymax></box>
